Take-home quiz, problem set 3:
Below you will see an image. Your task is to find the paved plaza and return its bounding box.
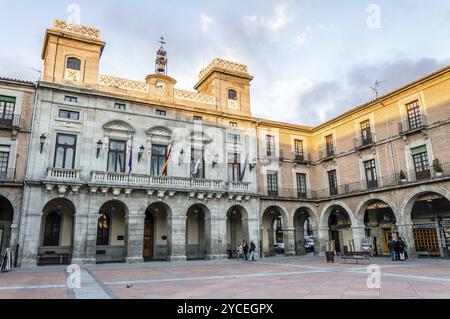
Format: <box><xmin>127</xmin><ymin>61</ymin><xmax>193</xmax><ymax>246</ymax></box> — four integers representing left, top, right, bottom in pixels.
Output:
<box><xmin>1</xmin><ymin>256</ymin><xmax>450</xmax><ymax>299</ymax></box>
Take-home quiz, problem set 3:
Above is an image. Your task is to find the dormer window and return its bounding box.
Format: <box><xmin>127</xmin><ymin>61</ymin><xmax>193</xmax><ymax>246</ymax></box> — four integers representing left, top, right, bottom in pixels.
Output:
<box><xmin>65</xmin><ymin>57</ymin><xmax>81</xmax><ymax>81</ymax></box>
<box><xmin>228</xmin><ymin>89</ymin><xmax>239</xmax><ymax>109</ymax></box>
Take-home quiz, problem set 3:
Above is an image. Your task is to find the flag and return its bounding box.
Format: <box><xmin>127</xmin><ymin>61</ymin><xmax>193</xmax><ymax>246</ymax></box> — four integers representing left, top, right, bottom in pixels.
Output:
<box><xmin>239</xmin><ymin>153</ymin><xmax>249</xmax><ymax>182</ymax></box>
<box><xmin>191</xmin><ymin>148</ymin><xmax>203</xmax><ymax>177</ymax></box>
<box><xmin>161</xmin><ymin>141</ymin><xmax>173</xmax><ymax>176</ymax></box>
<box><xmin>128</xmin><ymin>145</ymin><xmax>133</xmax><ymax>173</ymax></box>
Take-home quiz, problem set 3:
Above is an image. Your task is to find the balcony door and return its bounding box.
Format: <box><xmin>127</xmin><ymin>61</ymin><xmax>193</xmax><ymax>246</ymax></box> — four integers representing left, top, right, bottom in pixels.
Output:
<box><xmin>360</xmin><ymin>120</ymin><xmax>372</xmax><ymax>145</ymax></box>
<box><xmin>0</xmin><ymin>96</ymin><xmax>15</xmax><ymax>125</ymax></box>
<box><xmin>0</xmin><ymin>151</ymin><xmax>9</xmax><ymax>180</ymax></box>
<box><xmin>325</xmin><ymin>135</ymin><xmax>334</xmax><ymax>157</ymax></box>
<box><xmin>412</xmin><ymin>146</ymin><xmax>431</xmax><ymax>180</ymax></box>
<box><xmin>151</xmin><ymin>145</ymin><xmax>167</xmax><ymax>176</ymax></box>
<box><xmin>364</xmin><ymin>159</ymin><xmax>378</xmax><ymax>189</ymax></box>
<box><xmin>54</xmin><ymin>133</ymin><xmax>77</xmax><ymax>169</ymax></box>
<box><xmin>328</xmin><ymin>170</ymin><xmax>338</xmax><ymax>196</ymax></box>
<box><xmin>267</xmin><ymin>172</ymin><xmax>278</xmax><ymax>196</ymax></box>
<box><xmin>108</xmin><ymin>140</ymin><xmax>126</xmax><ymax>173</ymax></box>
<box><xmin>406</xmin><ymin>100</ymin><xmax>422</xmax><ymax>130</ymax></box>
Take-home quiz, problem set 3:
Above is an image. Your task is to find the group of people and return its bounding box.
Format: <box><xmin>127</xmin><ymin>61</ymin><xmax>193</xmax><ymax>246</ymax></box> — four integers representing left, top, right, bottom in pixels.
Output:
<box><xmin>387</xmin><ymin>237</ymin><xmax>408</xmax><ymax>261</ymax></box>
<box><xmin>236</xmin><ymin>241</ymin><xmax>257</xmax><ymax>262</ymax></box>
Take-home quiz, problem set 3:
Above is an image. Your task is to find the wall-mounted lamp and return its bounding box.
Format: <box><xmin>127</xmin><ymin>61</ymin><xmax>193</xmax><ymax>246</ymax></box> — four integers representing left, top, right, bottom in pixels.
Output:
<box><xmin>212</xmin><ymin>153</ymin><xmax>220</xmax><ymax>168</ymax></box>
<box><xmin>179</xmin><ymin>148</ymin><xmax>185</xmax><ymax>166</ymax></box>
<box><xmin>138</xmin><ymin>145</ymin><xmax>145</xmax><ymax>162</ymax></box>
<box><xmin>96</xmin><ymin>140</ymin><xmax>103</xmax><ymax>159</ymax></box>
<box><xmin>249</xmin><ymin>158</ymin><xmax>257</xmax><ymax>171</ymax></box>
<box><xmin>39</xmin><ymin>134</ymin><xmax>47</xmax><ymax>153</ymax></box>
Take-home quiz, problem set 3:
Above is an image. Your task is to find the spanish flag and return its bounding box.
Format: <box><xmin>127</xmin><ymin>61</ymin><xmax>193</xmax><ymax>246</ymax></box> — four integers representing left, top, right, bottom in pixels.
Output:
<box><xmin>161</xmin><ymin>141</ymin><xmax>172</xmax><ymax>176</ymax></box>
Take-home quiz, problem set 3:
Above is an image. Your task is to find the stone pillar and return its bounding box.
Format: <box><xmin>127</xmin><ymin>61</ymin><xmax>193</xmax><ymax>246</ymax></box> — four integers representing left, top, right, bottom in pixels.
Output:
<box><xmin>126</xmin><ymin>213</ymin><xmax>145</xmax><ymax>264</ymax></box>
<box><xmin>19</xmin><ymin>212</ymin><xmax>42</xmax><ymax>267</ymax></box>
<box><xmin>84</xmin><ymin>213</ymin><xmax>99</xmax><ymax>263</ymax></box>
<box><xmin>294</xmin><ymin>226</ymin><xmax>306</xmax><ymax>255</ymax></box>
<box><xmin>167</xmin><ymin>215</ymin><xmax>186</xmax><ymax>261</ymax></box>
<box><xmin>312</xmin><ymin>227</ymin><xmax>320</xmax><ymax>256</ymax></box>
<box><xmin>208</xmin><ymin>216</ymin><xmax>227</xmax><ymax>260</ymax></box>
<box><xmin>351</xmin><ymin>225</ymin><xmax>366</xmax><ymax>252</ymax></box>
<box><xmin>317</xmin><ymin>227</ymin><xmax>330</xmax><ymax>257</ymax></box>
<box><xmin>8</xmin><ymin>223</ymin><xmax>19</xmax><ymax>264</ymax></box>
<box><xmin>283</xmin><ymin>227</ymin><xmax>296</xmax><ymax>256</ymax></box>
<box><xmin>397</xmin><ymin>223</ymin><xmax>417</xmax><ymax>258</ymax></box>
<box><xmin>71</xmin><ymin>213</ymin><xmax>95</xmax><ymax>265</ymax></box>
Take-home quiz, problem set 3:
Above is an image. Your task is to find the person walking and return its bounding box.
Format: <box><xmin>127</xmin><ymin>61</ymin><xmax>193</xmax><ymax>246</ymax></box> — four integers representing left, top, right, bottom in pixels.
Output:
<box><xmin>249</xmin><ymin>241</ymin><xmax>256</xmax><ymax>262</ymax></box>
<box><xmin>398</xmin><ymin>238</ymin><xmax>406</xmax><ymax>261</ymax></box>
<box><xmin>243</xmin><ymin>241</ymin><xmax>249</xmax><ymax>261</ymax></box>
<box><xmin>388</xmin><ymin>238</ymin><xmax>396</xmax><ymax>261</ymax></box>
<box><xmin>395</xmin><ymin>238</ymin><xmax>400</xmax><ymax>261</ymax></box>
<box><xmin>237</xmin><ymin>242</ymin><xmax>243</xmax><ymax>261</ymax></box>
<box><xmin>324</xmin><ymin>240</ymin><xmax>335</xmax><ymax>263</ymax></box>
<box><xmin>402</xmin><ymin>238</ymin><xmax>409</xmax><ymax>260</ymax></box>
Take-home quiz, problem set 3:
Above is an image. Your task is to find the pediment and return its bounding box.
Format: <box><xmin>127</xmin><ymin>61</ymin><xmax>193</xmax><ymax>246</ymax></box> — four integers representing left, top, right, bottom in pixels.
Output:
<box><xmin>146</xmin><ymin>126</ymin><xmax>172</xmax><ymax>137</ymax></box>
<box><xmin>103</xmin><ymin>120</ymin><xmax>135</xmax><ymax>133</ymax></box>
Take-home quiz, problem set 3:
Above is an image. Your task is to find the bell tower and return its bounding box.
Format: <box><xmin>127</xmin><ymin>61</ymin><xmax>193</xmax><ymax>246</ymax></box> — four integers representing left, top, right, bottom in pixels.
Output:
<box><xmin>155</xmin><ymin>36</ymin><xmax>168</xmax><ymax>75</ymax></box>
<box><xmin>41</xmin><ymin>19</ymin><xmax>105</xmax><ymax>87</ymax></box>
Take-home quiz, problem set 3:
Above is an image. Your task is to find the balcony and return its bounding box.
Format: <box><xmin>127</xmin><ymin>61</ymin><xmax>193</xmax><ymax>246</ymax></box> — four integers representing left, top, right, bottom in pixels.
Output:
<box><xmin>398</xmin><ymin>115</ymin><xmax>428</xmax><ymax>135</ymax></box>
<box><xmin>0</xmin><ymin>168</ymin><xmax>16</xmax><ymax>182</ymax></box>
<box><xmin>226</xmin><ymin>181</ymin><xmax>251</xmax><ymax>192</ymax></box>
<box><xmin>319</xmin><ymin>146</ymin><xmax>335</xmax><ymax>161</ymax></box>
<box><xmin>354</xmin><ymin>133</ymin><xmax>376</xmax><ymax>150</ymax></box>
<box><xmin>45</xmin><ymin>167</ymin><xmax>81</xmax><ymax>182</ymax></box>
<box><xmin>0</xmin><ymin>115</ymin><xmax>20</xmax><ymax>130</ymax></box>
<box><xmin>292</xmin><ymin>152</ymin><xmax>312</xmax><ymax>164</ymax></box>
<box><xmin>90</xmin><ymin>171</ymin><xmax>224</xmax><ymax>192</ymax></box>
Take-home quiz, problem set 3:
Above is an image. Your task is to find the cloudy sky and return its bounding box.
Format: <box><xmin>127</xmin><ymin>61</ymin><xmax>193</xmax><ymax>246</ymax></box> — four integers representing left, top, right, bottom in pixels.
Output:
<box><xmin>1</xmin><ymin>0</ymin><xmax>450</xmax><ymax>126</ymax></box>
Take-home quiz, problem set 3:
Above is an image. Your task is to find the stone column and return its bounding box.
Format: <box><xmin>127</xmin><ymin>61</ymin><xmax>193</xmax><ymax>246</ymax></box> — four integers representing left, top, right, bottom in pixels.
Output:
<box><xmin>167</xmin><ymin>215</ymin><xmax>187</xmax><ymax>261</ymax></box>
<box><xmin>283</xmin><ymin>227</ymin><xmax>296</xmax><ymax>256</ymax></box>
<box><xmin>397</xmin><ymin>223</ymin><xmax>417</xmax><ymax>258</ymax></box>
<box><xmin>208</xmin><ymin>216</ymin><xmax>228</xmax><ymax>260</ymax></box>
<box><xmin>126</xmin><ymin>213</ymin><xmax>145</xmax><ymax>264</ymax></box>
<box><xmin>84</xmin><ymin>213</ymin><xmax>99</xmax><ymax>263</ymax></box>
<box><xmin>295</xmin><ymin>226</ymin><xmax>306</xmax><ymax>255</ymax></box>
<box><xmin>19</xmin><ymin>212</ymin><xmax>42</xmax><ymax>267</ymax></box>
<box><xmin>351</xmin><ymin>225</ymin><xmax>366</xmax><ymax>252</ymax></box>
<box><xmin>317</xmin><ymin>227</ymin><xmax>330</xmax><ymax>257</ymax></box>
<box><xmin>312</xmin><ymin>227</ymin><xmax>320</xmax><ymax>256</ymax></box>
<box><xmin>71</xmin><ymin>213</ymin><xmax>95</xmax><ymax>265</ymax></box>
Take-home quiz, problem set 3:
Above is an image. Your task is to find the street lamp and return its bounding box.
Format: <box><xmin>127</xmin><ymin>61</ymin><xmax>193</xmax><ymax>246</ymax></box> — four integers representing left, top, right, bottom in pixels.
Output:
<box><xmin>39</xmin><ymin>134</ymin><xmax>46</xmax><ymax>153</ymax></box>
<box><xmin>138</xmin><ymin>145</ymin><xmax>145</xmax><ymax>162</ymax></box>
<box><xmin>96</xmin><ymin>140</ymin><xmax>103</xmax><ymax>159</ymax></box>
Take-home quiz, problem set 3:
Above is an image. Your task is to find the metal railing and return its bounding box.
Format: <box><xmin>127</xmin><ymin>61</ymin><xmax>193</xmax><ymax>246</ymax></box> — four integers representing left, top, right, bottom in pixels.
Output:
<box><xmin>292</xmin><ymin>151</ymin><xmax>312</xmax><ymax>163</ymax></box>
<box><xmin>0</xmin><ymin>115</ymin><xmax>20</xmax><ymax>128</ymax></box>
<box><xmin>260</xmin><ymin>162</ymin><xmax>450</xmax><ymax>200</ymax></box>
<box><xmin>398</xmin><ymin>115</ymin><xmax>428</xmax><ymax>135</ymax></box>
<box><xmin>46</xmin><ymin>167</ymin><xmax>81</xmax><ymax>181</ymax></box>
<box><xmin>319</xmin><ymin>146</ymin><xmax>335</xmax><ymax>161</ymax></box>
<box><xmin>354</xmin><ymin>133</ymin><xmax>376</xmax><ymax>149</ymax></box>
<box><xmin>0</xmin><ymin>168</ymin><xmax>15</xmax><ymax>181</ymax></box>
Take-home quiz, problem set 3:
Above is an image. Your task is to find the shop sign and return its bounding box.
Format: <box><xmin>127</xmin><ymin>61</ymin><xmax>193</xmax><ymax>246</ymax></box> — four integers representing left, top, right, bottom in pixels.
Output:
<box><xmin>413</xmin><ymin>223</ymin><xmax>435</xmax><ymax>229</ymax></box>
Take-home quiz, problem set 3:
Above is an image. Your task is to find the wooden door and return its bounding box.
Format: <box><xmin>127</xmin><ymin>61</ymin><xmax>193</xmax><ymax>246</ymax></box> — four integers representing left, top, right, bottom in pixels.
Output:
<box><xmin>143</xmin><ymin>215</ymin><xmax>154</xmax><ymax>259</ymax></box>
<box><xmin>382</xmin><ymin>229</ymin><xmax>391</xmax><ymax>254</ymax></box>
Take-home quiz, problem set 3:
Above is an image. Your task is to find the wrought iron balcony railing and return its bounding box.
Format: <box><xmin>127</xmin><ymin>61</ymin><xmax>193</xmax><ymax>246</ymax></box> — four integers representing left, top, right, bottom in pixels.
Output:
<box><xmin>398</xmin><ymin>115</ymin><xmax>428</xmax><ymax>135</ymax></box>
<box><xmin>0</xmin><ymin>115</ymin><xmax>20</xmax><ymax>129</ymax></box>
<box><xmin>319</xmin><ymin>146</ymin><xmax>335</xmax><ymax>161</ymax></box>
<box><xmin>354</xmin><ymin>133</ymin><xmax>376</xmax><ymax>150</ymax></box>
<box><xmin>0</xmin><ymin>168</ymin><xmax>15</xmax><ymax>182</ymax></box>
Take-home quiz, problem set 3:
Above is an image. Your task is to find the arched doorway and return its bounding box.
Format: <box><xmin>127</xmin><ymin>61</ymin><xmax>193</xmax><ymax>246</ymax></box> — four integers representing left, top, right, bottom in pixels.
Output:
<box><xmin>96</xmin><ymin>201</ymin><xmax>127</xmax><ymax>263</ymax></box>
<box><xmin>294</xmin><ymin>208</ymin><xmax>315</xmax><ymax>255</ymax></box>
<box><xmin>38</xmin><ymin>198</ymin><xmax>75</xmax><ymax>265</ymax></box>
<box><xmin>226</xmin><ymin>206</ymin><xmax>249</xmax><ymax>258</ymax></box>
<box><xmin>143</xmin><ymin>202</ymin><xmax>169</xmax><ymax>261</ymax></box>
<box><xmin>327</xmin><ymin>206</ymin><xmax>352</xmax><ymax>255</ymax></box>
<box><xmin>262</xmin><ymin>206</ymin><xmax>287</xmax><ymax>257</ymax></box>
<box><xmin>186</xmin><ymin>204</ymin><xmax>210</xmax><ymax>260</ymax></box>
<box><xmin>362</xmin><ymin>200</ymin><xmax>397</xmax><ymax>256</ymax></box>
<box><xmin>0</xmin><ymin>196</ymin><xmax>13</xmax><ymax>261</ymax></box>
<box><xmin>410</xmin><ymin>193</ymin><xmax>450</xmax><ymax>258</ymax></box>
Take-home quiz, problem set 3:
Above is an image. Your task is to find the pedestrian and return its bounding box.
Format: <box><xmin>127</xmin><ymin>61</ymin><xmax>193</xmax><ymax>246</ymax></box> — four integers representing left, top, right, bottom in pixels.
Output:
<box><xmin>249</xmin><ymin>241</ymin><xmax>256</xmax><ymax>262</ymax></box>
<box><xmin>395</xmin><ymin>238</ymin><xmax>400</xmax><ymax>261</ymax></box>
<box><xmin>402</xmin><ymin>238</ymin><xmax>409</xmax><ymax>260</ymax></box>
<box><xmin>398</xmin><ymin>238</ymin><xmax>406</xmax><ymax>261</ymax></box>
<box><xmin>243</xmin><ymin>241</ymin><xmax>249</xmax><ymax>261</ymax></box>
<box><xmin>237</xmin><ymin>242</ymin><xmax>243</xmax><ymax>261</ymax></box>
<box><xmin>388</xmin><ymin>238</ymin><xmax>396</xmax><ymax>261</ymax></box>
<box><xmin>324</xmin><ymin>240</ymin><xmax>335</xmax><ymax>263</ymax></box>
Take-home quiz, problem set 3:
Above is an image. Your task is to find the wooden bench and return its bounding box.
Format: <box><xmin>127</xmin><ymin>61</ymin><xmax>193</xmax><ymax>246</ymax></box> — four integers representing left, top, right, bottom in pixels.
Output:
<box><xmin>341</xmin><ymin>251</ymin><xmax>371</xmax><ymax>264</ymax></box>
<box><xmin>37</xmin><ymin>253</ymin><xmax>71</xmax><ymax>265</ymax></box>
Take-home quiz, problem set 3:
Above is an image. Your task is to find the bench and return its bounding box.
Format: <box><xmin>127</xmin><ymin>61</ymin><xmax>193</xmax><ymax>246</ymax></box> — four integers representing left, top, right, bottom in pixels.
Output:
<box><xmin>341</xmin><ymin>251</ymin><xmax>371</xmax><ymax>264</ymax></box>
<box><xmin>37</xmin><ymin>253</ymin><xmax>71</xmax><ymax>265</ymax></box>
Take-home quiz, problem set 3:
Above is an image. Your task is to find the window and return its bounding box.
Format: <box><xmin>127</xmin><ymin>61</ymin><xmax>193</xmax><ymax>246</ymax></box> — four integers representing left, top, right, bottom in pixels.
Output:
<box><xmin>325</xmin><ymin>135</ymin><xmax>334</xmax><ymax>156</ymax></box>
<box><xmin>96</xmin><ymin>214</ymin><xmax>110</xmax><ymax>246</ymax></box>
<box><xmin>54</xmin><ymin>134</ymin><xmax>77</xmax><ymax>169</ymax></box>
<box><xmin>191</xmin><ymin>148</ymin><xmax>205</xmax><ymax>178</ymax></box>
<box><xmin>43</xmin><ymin>212</ymin><xmax>61</xmax><ymax>246</ymax></box>
<box><xmin>0</xmin><ymin>151</ymin><xmax>9</xmax><ymax>180</ymax></box>
<box><xmin>114</xmin><ymin>103</ymin><xmax>126</xmax><ymax>110</ymax></box>
<box><xmin>193</xmin><ymin>115</ymin><xmax>202</xmax><ymax>122</ymax></box>
<box><xmin>267</xmin><ymin>172</ymin><xmax>278</xmax><ymax>196</ymax></box>
<box><xmin>66</xmin><ymin>57</ymin><xmax>81</xmax><ymax>71</ymax></box>
<box><xmin>364</xmin><ymin>159</ymin><xmax>378</xmax><ymax>189</ymax></box>
<box><xmin>108</xmin><ymin>140</ymin><xmax>127</xmax><ymax>173</ymax></box>
<box><xmin>0</xmin><ymin>96</ymin><xmax>15</xmax><ymax>122</ymax></box>
<box><xmin>294</xmin><ymin>139</ymin><xmax>304</xmax><ymax>160</ymax></box>
<box><xmin>58</xmin><ymin>109</ymin><xmax>80</xmax><ymax>121</ymax></box>
<box><xmin>296</xmin><ymin>173</ymin><xmax>307</xmax><ymax>198</ymax></box>
<box><xmin>266</xmin><ymin>135</ymin><xmax>275</xmax><ymax>156</ymax></box>
<box><xmin>64</xmin><ymin>96</ymin><xmax>77</xmax><ymax>103</ymax></box>
<box><xmin>151</xmin><ymin>145</ymin><xmax>167</xmax><ymax>176</ymax></box>
<box><xmin>229</xmin><ymin>122</ymin><xmax>238</xmax><ymax>128</ymax></box>
<box><xmin>406</xmin><ymin>100</ymin><xmax>422</xmax><ymax>130</ymax></box>
<box><xmin>228</xmin><ymin>153</ymin><xmax>241</xmax><ymax>182</ymax></box>
<box><xmin>411</xmin><ymin>146</ymin><xmax>430</xmax><ymax>180</ymax></box>
<box><xmin>227</xmin><ymin>133</ymin><xmax>240</xmax><ymax>143</ymax></box>
<box><xmin>328</xmin><ymin>170</ymin><xmax>338</xmax><ymax>196</ymax></box>
<box><xmin>228</xmin><ymin>90</ymin><xmax>239</xmax><ymax>109</ymax></box>
<box><xmin>360</xmin><ymin>120</ymin><xmax>372</xmax><ymax>144</ymax></box>
<box><xmin>228</xmin><ymin>90</ymin><xmax>237</xmax><ymax>100</ymax></box>
<box><xmin>156</xmin><ymin>109</ymin><xmax>166</xmax><ymax>116</ymax></box>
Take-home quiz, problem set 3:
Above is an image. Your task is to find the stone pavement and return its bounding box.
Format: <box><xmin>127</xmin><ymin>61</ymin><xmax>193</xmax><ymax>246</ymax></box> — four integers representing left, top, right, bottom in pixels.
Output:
<box><xmin>1</xmin><ymin>255</ymin><xmax>450</xmax><ymax>299</ymax></box>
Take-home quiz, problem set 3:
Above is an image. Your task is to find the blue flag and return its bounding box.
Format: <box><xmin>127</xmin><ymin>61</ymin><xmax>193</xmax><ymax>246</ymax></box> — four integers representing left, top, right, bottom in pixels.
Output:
<box><xmin>128</xmin><ymin>145</ymin><xmax>133</xmax><ymax>173</ymax></box>
<box><xmin>239</xmin><ymin>153</ymin><xmax>249</xmax><ymax>182</ymax></box>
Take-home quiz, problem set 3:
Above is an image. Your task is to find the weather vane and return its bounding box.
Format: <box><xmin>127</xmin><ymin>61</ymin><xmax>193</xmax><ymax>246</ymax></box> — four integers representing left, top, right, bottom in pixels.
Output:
<box><xmin>159</xmin><ymin>36</ymin><xmax>166</xmax><ymax>46</ymax></box>
<box><xmin>370</xmin><ymin>80</ymin><xmax>385</xmax><ymax>99</ymax></box>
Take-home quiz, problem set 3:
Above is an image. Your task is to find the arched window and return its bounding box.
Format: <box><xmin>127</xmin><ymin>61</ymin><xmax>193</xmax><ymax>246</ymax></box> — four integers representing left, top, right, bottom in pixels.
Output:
<box><xmin>96</xmin><ymin>213</ymin><xmax>111</xmax><ymax>246</ymax></box>
<box><xmin>43</xmin><ymin>212</ymin><xmax>61</xmax><ymax>246</ymax></box>
<box><xmin>66</xmin><ymin>57</ymin><xmax>81</xmax><ymax>71</ymax></box>
<box><xmin>228</xmin><ymin>89</ymin><xmax>237</xmax><ymax>101</ymax></box>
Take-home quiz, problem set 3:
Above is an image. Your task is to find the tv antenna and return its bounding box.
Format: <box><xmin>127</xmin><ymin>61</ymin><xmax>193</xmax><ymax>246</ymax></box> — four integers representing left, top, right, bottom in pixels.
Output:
<box><xmin>370</xmin><ymin>80</ymin><xmax>385</xmax><ymax>99</ymax></box>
